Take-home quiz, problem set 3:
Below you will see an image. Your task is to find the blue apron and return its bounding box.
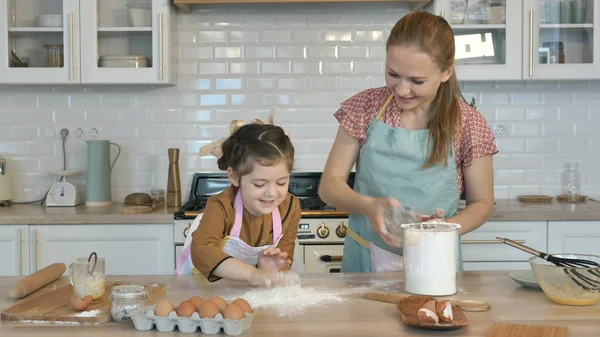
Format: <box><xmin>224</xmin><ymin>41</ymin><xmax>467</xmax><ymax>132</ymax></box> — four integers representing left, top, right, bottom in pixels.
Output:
<box><xmin>342</xmin><ymin>93</ymin><xmax>463</xmax><ymax>272</ymax></box>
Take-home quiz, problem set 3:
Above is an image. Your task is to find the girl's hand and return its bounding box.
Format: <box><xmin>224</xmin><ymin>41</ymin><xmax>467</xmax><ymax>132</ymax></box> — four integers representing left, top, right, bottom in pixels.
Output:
<box><xmin>258</xmin><ymin>247</ymin><xmax>291</xmax><ymax>271</ymax></box>
<box><xmin>364</xmin><ymin>197</ymin><xmax>402</xmax><ymax>248</ymax></box>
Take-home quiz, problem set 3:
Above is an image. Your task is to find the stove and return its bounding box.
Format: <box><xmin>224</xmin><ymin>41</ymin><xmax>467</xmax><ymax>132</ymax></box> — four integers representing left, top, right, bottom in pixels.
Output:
<box><xmin>173</xmin><ymin>172</ymin><xmax>355</xmax><ymax>274</ymax></box>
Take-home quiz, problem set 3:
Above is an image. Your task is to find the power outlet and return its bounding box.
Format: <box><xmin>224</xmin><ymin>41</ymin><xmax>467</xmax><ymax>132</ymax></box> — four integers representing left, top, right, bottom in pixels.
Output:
<box><xmin>75</xmin><ymin>128</ymin><xmax>84</xmax><ymax>139</ymax></box>
<box><xmin>90</xmin><ymin>128</ymin><xmax>98</xmax><ymax>138</ymax></box>
<box><xmin>494</xmin><ymin>124</ymin><xmax>506</xmax><ymax>137</ymax></box>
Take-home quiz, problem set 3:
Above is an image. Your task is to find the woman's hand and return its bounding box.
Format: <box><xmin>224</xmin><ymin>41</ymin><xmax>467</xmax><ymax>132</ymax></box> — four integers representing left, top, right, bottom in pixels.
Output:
<box><xmin>258</xmin><ymin>247</ymin><xmax>291</xmax><ymax>271</ymax></box>
<box><xmin>364</xmin><ymin>197</ymin><xmax>402</xmax><ymax>248</ymax></box>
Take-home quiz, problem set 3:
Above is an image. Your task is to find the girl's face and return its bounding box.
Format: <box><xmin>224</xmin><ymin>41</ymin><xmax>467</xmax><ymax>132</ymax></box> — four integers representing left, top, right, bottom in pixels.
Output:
<box><xmin>384</xmin><ymin>45</ymin><xmax>453</xmax><ymax>113</ymax></box>
<box><xmin>227</xmin><ymin>160</ymin><xmax>290</xmax><ymax>217</ymax></box>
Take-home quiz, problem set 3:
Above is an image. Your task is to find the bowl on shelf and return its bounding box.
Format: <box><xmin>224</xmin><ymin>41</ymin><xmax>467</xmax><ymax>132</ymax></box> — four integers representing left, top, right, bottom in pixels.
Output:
<box><xmin>35</xmin><ymin>14</ymin><xmax>63</xmax><ymax>27</ymax></box>
<box><xmin>126</xmin><ymin>4</ymin><xmax>152</xmax><ymax>27</ymax></box>
<box><xmin>529</xmin><ymin>254</ymin><xmax>600</xmax><ymax>306</ymax></box>
<box><xmin>98</xmin><ymin>55</ymin><xmax>149</xmax><ymax>68</ymax></box>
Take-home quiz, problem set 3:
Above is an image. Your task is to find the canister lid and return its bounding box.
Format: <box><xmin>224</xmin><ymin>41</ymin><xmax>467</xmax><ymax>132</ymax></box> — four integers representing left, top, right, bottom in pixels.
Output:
<box><xmin>110</xmin><ymin>284</ymin><xmax>147</xmax><ymax>301</ymax></box>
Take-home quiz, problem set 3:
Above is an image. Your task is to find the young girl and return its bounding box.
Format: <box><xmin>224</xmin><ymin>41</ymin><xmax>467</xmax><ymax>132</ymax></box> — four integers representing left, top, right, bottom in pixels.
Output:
<box><xmin>180</xmin><ymin>123</ymin><xmax>301</xmax><ymax>287</ymax></box>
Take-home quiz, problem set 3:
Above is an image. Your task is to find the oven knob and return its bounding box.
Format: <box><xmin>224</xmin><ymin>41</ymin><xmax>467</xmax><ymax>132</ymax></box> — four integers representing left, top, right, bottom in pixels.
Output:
<box><xmin>336</xmin><ymin>222</ymin><xmax>347</xmax><ymax>238</ymax></box>
<box><xmin>317</xmin><ymin>224</ymin><xmax>330</xmax><ymax>239</ymax></box>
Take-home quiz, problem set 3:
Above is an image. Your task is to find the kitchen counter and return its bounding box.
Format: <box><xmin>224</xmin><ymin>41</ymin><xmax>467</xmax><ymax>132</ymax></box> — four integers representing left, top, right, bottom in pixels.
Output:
<box><xmin>0</xmin><ymin>198</ymin><xmax>599</xmax><ymax>225</ymax></box>
<box><xmin>0</xmin><ymin>204</ymin><xmax>177</xmax><ymax>224</ymax></box>
<box><xmin>0</xmin><ymin>272</ymin><xmax>598</xmax><ymax>336</ymax></box>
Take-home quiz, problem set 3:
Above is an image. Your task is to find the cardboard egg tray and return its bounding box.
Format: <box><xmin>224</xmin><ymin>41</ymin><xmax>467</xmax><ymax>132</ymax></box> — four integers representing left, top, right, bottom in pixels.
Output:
<box><xmin>131</xmin><ymin>305</ymin><xmax>254</xmax><ymax>335</ymax></box>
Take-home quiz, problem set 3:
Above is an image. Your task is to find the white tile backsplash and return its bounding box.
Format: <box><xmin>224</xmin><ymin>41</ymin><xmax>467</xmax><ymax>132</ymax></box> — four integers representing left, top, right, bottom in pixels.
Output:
<box><xmin>0</xmin><ymin>3</ymin><xmax>599</xmax><ymax>203</ymax></box>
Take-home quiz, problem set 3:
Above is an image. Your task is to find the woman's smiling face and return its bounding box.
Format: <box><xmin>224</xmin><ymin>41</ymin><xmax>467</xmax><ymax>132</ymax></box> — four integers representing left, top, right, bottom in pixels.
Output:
<box><xmin>385</xmin><ymin>45</ymin><xmax>453</xmax><ymax>113</ymax></box>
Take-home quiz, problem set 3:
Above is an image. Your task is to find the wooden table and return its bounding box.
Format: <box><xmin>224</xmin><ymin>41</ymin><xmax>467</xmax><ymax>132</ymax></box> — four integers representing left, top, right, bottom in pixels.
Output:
<box><xmin>1</xmin><ymin>271</ymin><xmax>599</xmax><ymax>336</ymax></box>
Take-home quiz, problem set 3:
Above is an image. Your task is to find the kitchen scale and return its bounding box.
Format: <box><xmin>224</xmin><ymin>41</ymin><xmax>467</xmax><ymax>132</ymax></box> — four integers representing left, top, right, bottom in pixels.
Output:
<box><xmin>46</xmin><ymin>170</ymin><xmax>82</xmax><ymax>207</ymax></box>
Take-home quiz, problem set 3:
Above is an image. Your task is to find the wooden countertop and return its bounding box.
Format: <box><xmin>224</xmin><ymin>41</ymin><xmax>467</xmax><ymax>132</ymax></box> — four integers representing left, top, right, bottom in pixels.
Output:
<box><xmin>0</xmin><ymin>199</ymin><xmax>599</xmax><ymax>225</ymax></box>
<box><xmin>0</xmin><ymin>272</ymin><xmax>598</xmax><ymax>336</ymax></box>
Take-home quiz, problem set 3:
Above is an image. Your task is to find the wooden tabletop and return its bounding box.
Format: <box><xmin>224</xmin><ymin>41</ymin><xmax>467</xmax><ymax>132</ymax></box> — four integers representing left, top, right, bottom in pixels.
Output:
<box><xmin>0</xmin><ymin>271</ymin><xmax>599</xmax><ymax>336</ymax></box>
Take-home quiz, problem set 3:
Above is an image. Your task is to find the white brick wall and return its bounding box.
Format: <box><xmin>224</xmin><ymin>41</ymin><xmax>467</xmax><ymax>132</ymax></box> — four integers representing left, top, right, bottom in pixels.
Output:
<box><xmin>0</xmin><ymin>3</ymin><xmax>598</xmax><ymax>203</ymax></box>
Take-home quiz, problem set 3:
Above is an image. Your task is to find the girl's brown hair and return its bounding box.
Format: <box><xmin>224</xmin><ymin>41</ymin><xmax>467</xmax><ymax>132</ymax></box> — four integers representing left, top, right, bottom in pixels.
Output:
<box><xmin>217</xmin><ymin>123</ymin><xmax>294</xmax><ymax>176</ymax></box>
<box><xmin>386</xmin><ymin>11</ymin><xmax>462</xmax><ymax>169</ymax></box>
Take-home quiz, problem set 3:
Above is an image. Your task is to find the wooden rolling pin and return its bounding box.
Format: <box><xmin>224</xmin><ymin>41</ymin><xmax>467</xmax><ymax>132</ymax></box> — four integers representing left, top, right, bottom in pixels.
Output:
<box><xmin>363</xmin><ymin>292</ymin><xmax>491</xmax><ymax>312</ymax></box>
<box><xmin>6</xmin><ymin>263</ymin><xmax>66</xmax><ymax>299</ymax></box>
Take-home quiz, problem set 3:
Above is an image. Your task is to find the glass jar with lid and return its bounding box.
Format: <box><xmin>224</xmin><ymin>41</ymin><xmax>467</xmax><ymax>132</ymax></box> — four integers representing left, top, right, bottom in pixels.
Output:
<box><xmin>110</xmin><ymin>284</ymin><xmax>148</xmax><ymax>322</ymax></box>
<box><xmin>563</xmin><ymin>163</ymin><xmax>581</xmax><ymax>203</ymax></box>
<box><xmin>150</xmin><ymin>188</ymin><xmax>165</xmax><ymax>204</ymax></box>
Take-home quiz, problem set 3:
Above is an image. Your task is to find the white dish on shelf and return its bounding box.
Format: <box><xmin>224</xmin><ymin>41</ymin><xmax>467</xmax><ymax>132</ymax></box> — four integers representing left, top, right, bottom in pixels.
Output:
<box><xmin>36</xmin><ymin>14</ymin><xmax>63</xmax><ymax>27</ymax></box>
<box><xmin>98</xmin><ymin>55</ymin><xmax>149</xmax><ymax>68</ymax></box>
<box><xmin>127</xmin><ymin>4</ymin><xmax>152</xmax><ymax>27</ymax></box>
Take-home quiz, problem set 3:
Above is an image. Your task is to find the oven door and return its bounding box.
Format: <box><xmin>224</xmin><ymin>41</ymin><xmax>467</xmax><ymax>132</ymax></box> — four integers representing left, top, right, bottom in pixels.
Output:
<box><xmin>303</xmin><ymin>244</ymin><xmax>344</xmax><ymax>273</ymax></box>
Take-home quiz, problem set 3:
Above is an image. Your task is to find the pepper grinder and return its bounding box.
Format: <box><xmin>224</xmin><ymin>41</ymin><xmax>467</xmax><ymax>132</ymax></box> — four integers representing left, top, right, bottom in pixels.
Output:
<box><xmin>167</xmin><ymin>148</ymin><xmax>181</xmax><ymax>207</ymax></box>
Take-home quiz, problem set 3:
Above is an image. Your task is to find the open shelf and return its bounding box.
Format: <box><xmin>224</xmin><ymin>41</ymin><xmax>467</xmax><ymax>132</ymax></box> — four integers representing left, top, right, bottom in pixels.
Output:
<box><xmin>172</xmin><ymin>0</ymin><xmax>432</xmax><ymax>12</ymax></box>
<box><xmin>97</xmin><ymin>27</ymin><xmax>153</xmax><ymax>32</ymax></box>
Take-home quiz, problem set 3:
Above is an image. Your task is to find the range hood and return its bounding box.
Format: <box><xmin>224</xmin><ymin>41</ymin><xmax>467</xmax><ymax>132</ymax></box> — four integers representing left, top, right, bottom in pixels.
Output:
<box><xmin>172</xmin><ymin>0</ymin><xmax>432</xmax><ymax>13</ymax></box>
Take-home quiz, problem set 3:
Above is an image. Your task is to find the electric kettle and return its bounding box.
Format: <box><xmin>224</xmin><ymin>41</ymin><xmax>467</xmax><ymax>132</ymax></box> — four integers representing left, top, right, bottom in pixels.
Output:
<box><xmin>85</xmin><ymin>140</ymin><xmax>121</xmax><ymax>207</ymax></box>
<box><xmin>0</xmin><ymin>157</ymin><xmax>12</xmax><ymax>205</ymax></box>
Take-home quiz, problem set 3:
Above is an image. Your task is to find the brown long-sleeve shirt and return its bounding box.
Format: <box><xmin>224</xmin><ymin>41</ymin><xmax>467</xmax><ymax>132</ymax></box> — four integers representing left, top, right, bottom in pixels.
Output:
<box><xmin>191</xmin><ymin>185</ymin><xmax>301</xmax><ymax>282</ymax></box>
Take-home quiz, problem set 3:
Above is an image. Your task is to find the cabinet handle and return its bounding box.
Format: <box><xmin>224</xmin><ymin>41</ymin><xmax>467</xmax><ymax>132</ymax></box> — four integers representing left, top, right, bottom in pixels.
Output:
<box><xmin>33</xmin><ymin>229</ymin><xmax>39</xmax><ymax>271</ymax></box>
<box><xmin>440</xmin><ymin>10</ymin><xmax>446</xmax><ymax>19</ymax></box>
<box><xmin>183</xmin><ymin>223</ymin><xmax>191</xmax><ymax>238</ymax></box>
<box><xmin>320</xmin><ymin>255</ymin><xmax>343</xmax><ymax>262</ymax></box>
<box><xmin>528</xmin><ymin>9</ymin><xmax>534</xmax><ymax>77</ymax></box>
<box><xmin>15</xmin><ymin>229</ymin><xmax>22</xmax><ymax>276</ymax></box>
<box><xmin>462</xmin><ymin>239</ymin><xmax>526</xmax><ymax>244</ymax></box>
<box><xmin>159</xmin><ymin>13</ymin><xmax>164</xmax><ymax>81</ymax></box>
<box><xmin>69</xmin><ymin>13</ymin><xmax>75</xmax><ymax>81</ymax></box>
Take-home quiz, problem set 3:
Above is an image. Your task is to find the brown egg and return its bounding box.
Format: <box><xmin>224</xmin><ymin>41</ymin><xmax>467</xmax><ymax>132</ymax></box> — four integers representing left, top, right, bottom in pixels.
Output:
<box><xmin>198</xmin><ymin>301</ymin><xmax>221</xmax><ymax>319</ymax></box>
<box><xmin>208</xmin><ymin>296</ymin><xmax>227</xmax><ymax>311</ymax></box>
<box><xmin>188</xmin><ymin>296</ymin><xmax>204</xmax><ymax>311</ymax></box>
<box><xmin>222</xmin><ymin>303</ymin><xmax>245</xmax><ymax>320</ymax></box>
<box><xmin>232</xmin><ymin>298</ymin><xmax>253</xmax><ymax>313</ymax></box>
<box><xmin>70</xmin><ymin>295</ymin><xmax>92</xmax><ymax>311</ymax></box>
<box><xmin>154</xmin><ymin>299</ymin><xmax>175</xmax><ymax>317</ymax></box>
<box><xmin>176</xmin><ymin>300</ymin><xmax>197</xmax><ymax>318</ymax></box>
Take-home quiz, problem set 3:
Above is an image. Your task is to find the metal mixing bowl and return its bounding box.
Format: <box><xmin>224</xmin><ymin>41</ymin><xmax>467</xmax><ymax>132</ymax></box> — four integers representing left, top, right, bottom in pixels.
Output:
<box><xmin>529</xmin><ymin>254</ymin><xmax>600</xmax><ymax>306</ymax></box>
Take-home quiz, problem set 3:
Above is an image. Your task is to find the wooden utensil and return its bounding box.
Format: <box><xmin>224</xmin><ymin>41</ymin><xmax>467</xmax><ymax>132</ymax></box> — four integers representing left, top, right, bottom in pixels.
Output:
<box><xmin>363</xmin><ymin>292</ymin><xmax>491</xmax><ymax>312</ymax></box>
<box><xmin>486</xmin><ymin>323</ymin><xmax>570</xmax><ymax>337</ymax></box>
<box><xmin>1</xmin><ymin>282</ymin><xmax>165</xmax><ymax>324</ymax></box>
<box><xmin>396</xmin><ymin>295</ymin><xmax>468</xmax><ymax>330</ymax></box>
<box><xmin>6</xmin><ymin>263</ymin><xmax>66</xmax><ymax>300</ymax></box>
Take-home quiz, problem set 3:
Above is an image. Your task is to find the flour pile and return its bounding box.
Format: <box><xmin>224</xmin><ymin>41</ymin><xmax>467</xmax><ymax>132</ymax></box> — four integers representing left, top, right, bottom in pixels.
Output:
<box><xmin>239</xmin><ymin>285</ymin><xmax>346</xmax><ymax>317</ymax></box>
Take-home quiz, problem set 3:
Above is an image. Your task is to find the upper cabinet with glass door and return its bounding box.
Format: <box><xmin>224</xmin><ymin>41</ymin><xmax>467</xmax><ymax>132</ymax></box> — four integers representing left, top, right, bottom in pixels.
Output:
<box><xmin>79</xmin><ymin>0</ymin><xmax>176</xmax><ymax>84</ymax></box>
<box><xmin>435</xmin><ymin>0</ymin><xmax>522</xmax><ymax>80</ymax></box>
<box><xmin>0</xmin><ymin>0</ymin><xmax>80</xmax><ymax>84</ymax></box>
<box><xmin>523</xmin><ymin>0</ymin><xmax>599</xmax><ymax>80</ymax></box>
<box><xmin>0</xmin><ymin>0</ymin><xmax>176</xmax><ymax>85</ymax></box>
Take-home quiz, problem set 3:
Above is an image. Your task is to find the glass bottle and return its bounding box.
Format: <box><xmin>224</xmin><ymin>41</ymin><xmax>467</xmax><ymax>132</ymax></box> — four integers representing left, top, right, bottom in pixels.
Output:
<box><xmin>563</xmin><ymin>163</ymin><xmax>580</xmax><ymax>202</ymax></box>
<box><xmin>110</xmin><ymin>285</ymin><xmax>148</xmax><ymax>322</ymax></box>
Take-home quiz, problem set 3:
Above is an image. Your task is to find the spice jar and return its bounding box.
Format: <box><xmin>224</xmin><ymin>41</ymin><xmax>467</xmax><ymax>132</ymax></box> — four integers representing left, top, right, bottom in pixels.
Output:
<box><xmin>110</xmin><ymin>285</ymin><xmax>147</xmax><ymax>322</ymax></box>
<box><xmin>150</xmin><ymin>188</ymin><xmax>165</xmax><ymax>204</ymax></box>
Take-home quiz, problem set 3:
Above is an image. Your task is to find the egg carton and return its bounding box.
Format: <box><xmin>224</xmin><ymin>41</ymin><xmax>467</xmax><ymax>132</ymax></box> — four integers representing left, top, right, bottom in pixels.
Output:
<box><xmin>131</xmin><ymin>305</ymin><xmax>254</xmax><ymax>335</ymax></box>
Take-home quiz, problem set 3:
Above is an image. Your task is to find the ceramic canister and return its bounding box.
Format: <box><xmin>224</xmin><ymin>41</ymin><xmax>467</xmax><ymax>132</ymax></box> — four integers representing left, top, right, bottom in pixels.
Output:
<box><xmin>86</xmin><ymin>140</ymin><xmax>121</xmax><ymax>206</ymax></box>
<box><xmin>401</xmin><ymin>222</ymin><xmax>461</xmax><ymax>296</ymax></box>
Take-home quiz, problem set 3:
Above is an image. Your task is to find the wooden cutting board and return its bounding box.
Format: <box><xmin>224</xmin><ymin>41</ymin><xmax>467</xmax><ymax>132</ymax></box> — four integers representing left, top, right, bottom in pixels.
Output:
<box><xmin>486</xmin><ymin>323</ymin><xmax>570</xmax><ymax>337</ymax></box>
<box><xmin>1</xmin><ymin>282</ymin><xmax>165</xmax><ymax>324</ymax></box>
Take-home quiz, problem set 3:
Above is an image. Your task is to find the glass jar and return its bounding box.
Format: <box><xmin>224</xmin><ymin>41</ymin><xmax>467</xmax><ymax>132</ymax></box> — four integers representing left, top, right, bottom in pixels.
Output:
<box><xmin>110</xmin><ymin>285</ymin><xmax>147</xmax><ymax>322</ymax></box>
<box><xmin>563</xmin><ymin>163</ymin><xmax>580</xmax><ymax>202</ymax></box>
<box><xmin>150</xmin><ymin>188</ymin><xmax>165</xmax><ymax>204</ymax></box>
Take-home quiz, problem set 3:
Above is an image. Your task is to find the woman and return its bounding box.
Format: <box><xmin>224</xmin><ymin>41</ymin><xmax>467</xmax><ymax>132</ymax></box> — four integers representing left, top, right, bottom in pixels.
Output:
<box><xmin>318</xmin><ymin>11</ymin><xmax>498</xmax><ymax>273</ymax></box>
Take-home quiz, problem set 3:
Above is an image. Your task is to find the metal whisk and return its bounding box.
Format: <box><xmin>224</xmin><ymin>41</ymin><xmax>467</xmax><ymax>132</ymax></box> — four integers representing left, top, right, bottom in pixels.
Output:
<box><xmin>497</xmin><ymin>237</ymin><xmax>600</xmax><ymax>293</ymax></box>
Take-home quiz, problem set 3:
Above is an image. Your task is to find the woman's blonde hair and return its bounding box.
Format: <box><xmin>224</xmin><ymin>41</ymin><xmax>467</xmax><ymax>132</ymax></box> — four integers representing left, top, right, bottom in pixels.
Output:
<box><xmin>387</xmin><ymin>11</ymin><xmax>462</xmax><ymax>169</ymax></box>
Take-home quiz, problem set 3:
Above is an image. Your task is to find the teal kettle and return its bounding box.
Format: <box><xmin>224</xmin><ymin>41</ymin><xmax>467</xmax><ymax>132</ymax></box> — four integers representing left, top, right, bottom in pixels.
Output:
<box><xmin>85</xmin><ymin>140</ymin><xmax>121</xmax><ymax>206</ymax></box>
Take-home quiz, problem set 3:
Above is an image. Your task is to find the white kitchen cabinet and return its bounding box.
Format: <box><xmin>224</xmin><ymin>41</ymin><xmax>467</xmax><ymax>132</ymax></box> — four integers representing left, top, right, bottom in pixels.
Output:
<box><xmin>548</xmin><ymin>221</ymin><xmax>600</xmax><ymax>256</ymax></box>
<box><xmin>522</xmin><ymin>0</ymin><xmax>600</xmax><ymax>80</ymax></box>
<box><xmin>434</xmin><ymin>0</ymin><xmax>600</xmax><ymax>81</ymax></box>
<box><xmin>0</xmin><ymin>225</ymin><xmax>29</xmax><ymax>276</ymax></box>
<box><xmin>29</xmin><ymin>224</ymin><xmax>174</xmax><ymax>275</ymax></box>
<box><xmin>461</xmin><ymin>221</ymin><xmax>547</xmax><ymax>271</ymax></box>
<box><xmin>434</xmin><ymin>0</ymin><xmax>523</xmax><ymax>80</ymax></box>
<box><xmin>0</xmin><ymin>0</ymin><xmax>176</xmax><ymax>85</ymax></box>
